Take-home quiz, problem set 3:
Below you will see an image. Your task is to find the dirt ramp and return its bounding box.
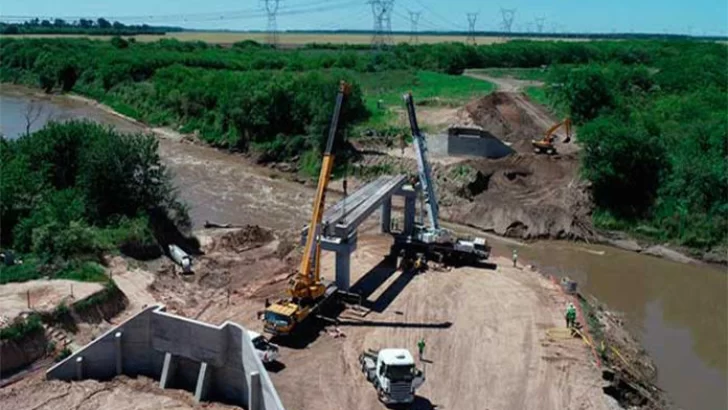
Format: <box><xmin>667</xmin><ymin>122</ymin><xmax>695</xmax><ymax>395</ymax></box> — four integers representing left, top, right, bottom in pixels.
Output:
<box><xmin>463</xmin><ymin>92</ymin><xmax>544</xmax><ymax>150</ymax></box>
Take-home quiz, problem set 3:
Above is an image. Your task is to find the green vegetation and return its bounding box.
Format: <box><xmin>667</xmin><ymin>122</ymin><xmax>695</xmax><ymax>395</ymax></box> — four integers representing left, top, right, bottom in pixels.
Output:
<box><xmin>0</xmin><ymin>313</ymin><xmax>43</xmax><ymax>341</ymax></box>
<box><xmin>1</xmin><ymin>18</ymin><xmax>179</xmax><ymax>35</ymax></box>
<box><xmin>73</xmin><ymin>281</ymin><xmax>120</xmax><ymax>313</ymax></box>
<box><xmin>55</xmin><ymin>348</ymin><xmax>72</xmax><ymax>362</ymax></box>
<box><xmin>1</xmin><ymin>120</ymin><xmax>186</xmax><ymax>283</ymax></box>
<box><xmin>545</xmin><ymin>43</ymin><xmax>727</xmax><ymax>248</ymax></box>
<box><xmin>1</xmin><ymin>37</ymin><xmax>724</xmax><ymax>249</ymax></box>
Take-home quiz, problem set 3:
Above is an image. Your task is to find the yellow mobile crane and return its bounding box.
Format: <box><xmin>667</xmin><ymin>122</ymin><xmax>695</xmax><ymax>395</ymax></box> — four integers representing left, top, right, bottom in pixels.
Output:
<box><xmin>263</xmin><ymin>82</ymin><xmax>348</xmax><ymax>337</ymax></box>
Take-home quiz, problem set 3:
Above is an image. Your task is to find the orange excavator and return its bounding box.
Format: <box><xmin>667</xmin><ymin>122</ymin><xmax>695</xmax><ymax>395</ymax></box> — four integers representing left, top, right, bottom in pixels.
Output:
<box><xmin>263</xmin><ymin>82</ymin><xmax>348</xmax><ymax>337</ymax></box>
<box><xmin>532</xmin><ymin>118</ymin><xmax>572</xmax><ymax>155</ymax></box>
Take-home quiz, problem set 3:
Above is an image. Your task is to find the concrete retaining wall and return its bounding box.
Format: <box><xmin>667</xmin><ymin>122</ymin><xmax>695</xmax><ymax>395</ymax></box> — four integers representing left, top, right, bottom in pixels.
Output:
<box><xmin>47</xmin><ymin>305</ymin><xmax>284</xmax><ymax>410</ymax></box>
<box><xmin>429</xmin><ymin>129</ymin><xmax>514</xmax><ymax>159</ymax></box>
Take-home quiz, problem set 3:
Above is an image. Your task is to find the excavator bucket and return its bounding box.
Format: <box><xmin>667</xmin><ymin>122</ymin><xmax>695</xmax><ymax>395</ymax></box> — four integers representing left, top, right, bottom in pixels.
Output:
<box><xmin>563</xmin><ymin>135</ymin><xmax>571</xmax><ymax>144</ymax></box>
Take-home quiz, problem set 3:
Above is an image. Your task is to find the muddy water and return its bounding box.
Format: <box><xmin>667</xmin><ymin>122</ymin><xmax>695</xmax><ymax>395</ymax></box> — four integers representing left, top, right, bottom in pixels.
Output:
<box><xmin>2</xmin><ymin>86</ymin><xmax>726</xmax><ymax>410</ymax></box>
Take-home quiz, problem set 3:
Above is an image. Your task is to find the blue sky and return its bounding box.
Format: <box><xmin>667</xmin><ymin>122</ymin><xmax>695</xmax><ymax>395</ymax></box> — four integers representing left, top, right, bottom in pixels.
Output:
<box><xmin>2</xmin><ymin>0</ymin><xmax>727</xmax><ymax>35</ymax></box>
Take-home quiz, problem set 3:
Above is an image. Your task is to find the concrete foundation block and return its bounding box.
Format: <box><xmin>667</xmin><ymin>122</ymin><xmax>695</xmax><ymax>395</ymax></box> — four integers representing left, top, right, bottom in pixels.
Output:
<box><xmin>249</xmin><ymin>371</ymin><xmax>262</xmax><ymax>410</ymax></box>
<box><xmin>159</xmin><ymin>352</ymin><xmax>177</xmax><ymax>389</ymax></box>
<box><xmin>404</xmin><ymin>196</ymin><xmax>416</xmax><ymax>235</ymax></box>
<box><xmin>335</xmin><ymin>248</ymin><xmax>351</xmax><ymax>291</ymax></box>
<box><xmin>194</xmin><ymin>362</ymin><xmax>212</xmax><ymax>403</ymax></box>
<box><xmin>380</xmin><ymin>197</ymin><xmax>392</xmax><ymax>233</ymax></box>
<box><xmin>114</xmin><ymin>331</ymin><xmax>123</xmax><ymax>375</ymax></box>
<box><xmin>75</xmin><ymin>357</ymin><xmax>84</xmax><ymax>380</ymax></box>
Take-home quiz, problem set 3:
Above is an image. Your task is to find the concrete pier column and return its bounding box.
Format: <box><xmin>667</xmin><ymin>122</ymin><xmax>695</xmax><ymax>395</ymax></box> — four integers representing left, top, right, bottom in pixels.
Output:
<box><xmin>335</xmin><ymin>248</ymin><xmax>351</xmax><ymax>291</ymax></box>
<box><xmin>380</xmin><ymin>197</ymin><xmax>392</xmax><ymax>233</ymax></box>
<box><xmin>75</xmin><ymin>356</ymin><xmax>84</xmax><ymax>380</ymax></box>
<box><xmin>194</xmin><ymin>362</ymin><xmax>212</xmax><ymax>403</ymax></box>
<box><xmin>404</xmin><ymin>196</ymin><xmax>416</xmax><ymax>235</ymax></box>
<box><xmin>248</xmin><ymin>371</ymin><xmax>262</xmax><ymax>410</ymax></box>
<box><xmin>159</xmin><ymin>352</ymin><xmax>177</xmax><ymax>389</ymax></box>
<box><xmin>114</xmin><ymin>331</ymin><xmax>123</xmax><ymax>375</ymax></box>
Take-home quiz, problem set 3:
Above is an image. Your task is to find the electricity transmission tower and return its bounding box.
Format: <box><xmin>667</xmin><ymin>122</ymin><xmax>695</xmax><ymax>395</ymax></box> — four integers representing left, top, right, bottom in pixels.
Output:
<box><xmin>535</xmin><ymin>17</ymin><xmax>546</xmax><ymax>33</ymax></box>
<box><xmin>500</xmin><ymin>8</ymin><xmax>516</xmax><ymax>33</ymax></box>
<box><xmin>408</xmin><ymin>11</ymin><xmax>421</xmax><ymax>43</ymax></box>
<box><xmin>369</xmin><ymin>0</ymin><xmax>394</xmax><ymax>48</ymax></box>
<box><xmin>264</xmin><ymin>0</ymin><xmax>281</xmax><ymax>47</ymax></box>
<box><xmin>466</xmin><ymin>13</ymin><xmax>478</xmax><ymax>44</ymax></box>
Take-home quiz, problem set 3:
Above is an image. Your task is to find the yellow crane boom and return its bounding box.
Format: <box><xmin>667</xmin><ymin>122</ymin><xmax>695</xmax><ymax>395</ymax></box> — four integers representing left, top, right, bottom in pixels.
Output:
<box><xmin>263</xmin><ymin>81</ymin><xmax>348</xmax><ymax>336</ymax></box>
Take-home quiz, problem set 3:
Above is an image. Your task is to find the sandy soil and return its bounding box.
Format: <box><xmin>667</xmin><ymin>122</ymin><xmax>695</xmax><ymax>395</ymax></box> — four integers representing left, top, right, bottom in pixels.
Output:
<box><xmin>96</xmin><ymin>226</ymin><xmax>615</xmax><ymax>410</ymax></box>
<box><xmin>0</xmin><ymin>373</ymin><xmax>236</xmax><ymax>410</ymax></box>
<box><xmin>0</xmin><ymin>279</ymin><xmax>103</xmax><ymax>322</ymax></box>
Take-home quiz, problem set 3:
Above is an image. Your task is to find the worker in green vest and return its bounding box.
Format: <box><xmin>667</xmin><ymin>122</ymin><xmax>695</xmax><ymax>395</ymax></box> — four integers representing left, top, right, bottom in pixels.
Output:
<box><xmin>417</xmin><ymin>337</ymin><xmax>426</xmax><ymax>361</ymax></box>
<box><xmin>565</xmin><ymin>303</ymin><xmax>577</xmax><ymax>329</ymax></box>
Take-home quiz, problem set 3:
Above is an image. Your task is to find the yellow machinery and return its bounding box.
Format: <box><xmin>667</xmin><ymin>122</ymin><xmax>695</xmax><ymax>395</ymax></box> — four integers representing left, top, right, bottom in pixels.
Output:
<box><xmin>532</xmin><ymin>118</ymin><xmax>572</xmax><ymax>155</ymax></box>
<box><xmin>263</xmin><ymin>82</ymin><xmax>348</xmax><ymax>336</ymax></box>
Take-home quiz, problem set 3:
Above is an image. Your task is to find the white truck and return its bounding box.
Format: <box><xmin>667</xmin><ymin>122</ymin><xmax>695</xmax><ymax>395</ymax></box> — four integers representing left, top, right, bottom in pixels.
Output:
<box><xmin>359</xmin><ymin>348</ymin><xmax>425</xmax><ymax>405</ymax></box>
<box><xmin>248</xmin><ymin>330</ymin><xmax>280</xmax><ymax>364</ymax></box>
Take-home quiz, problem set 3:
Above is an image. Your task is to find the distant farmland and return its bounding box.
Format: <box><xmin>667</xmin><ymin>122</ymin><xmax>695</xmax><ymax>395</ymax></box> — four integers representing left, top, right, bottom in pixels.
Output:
<box><xmin>1</xmin><ymin>31</ymin><xmax>593</xmax><ymax>45</ymax></box>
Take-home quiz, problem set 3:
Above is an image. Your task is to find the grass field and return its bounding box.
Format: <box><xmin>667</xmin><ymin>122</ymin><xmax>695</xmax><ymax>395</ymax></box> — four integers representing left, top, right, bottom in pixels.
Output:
<box><xmin>1</xmin><ymin>31</ymin><xmax>591</xmax><ymax>45</ymax></box>
<box><xmin>356</xmin><ymin>70</ymin><xmax>495</xmax><ymax>132</ymax></box>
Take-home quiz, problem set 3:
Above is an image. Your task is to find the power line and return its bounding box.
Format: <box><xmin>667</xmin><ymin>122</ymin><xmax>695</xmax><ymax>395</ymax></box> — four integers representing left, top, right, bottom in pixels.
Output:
<box><xmin>369</xmin><ymin>0</ymin><xmax>394</xmax><ymax>48</ymax></box>
<box><xmin>500</xmin><ymin>8</ymin><xmax>516</xmax><ymax>33</ymax></box>
<box><xmin>264</xmin><ymin>0</ymin><xmax>281</xmax><ymax>46</ymax></box>
<box><xmin>466</xmin><ymin>13</ymin><xmax>478</xmax><ymax>44</ymax></box>
<box><xmin>408</xmin><ymin>10</ymin><xmax>421</xmax><ymax>43</ymax></box>
<box><xmin>410</xmin><ymin>0</ymin><xmax>460</xmax><ymax>30</ymax></box>
<box><xmin>535</xmin><ymin>16</ymin><xmax>546</xmax><ymax>33</ymax></box>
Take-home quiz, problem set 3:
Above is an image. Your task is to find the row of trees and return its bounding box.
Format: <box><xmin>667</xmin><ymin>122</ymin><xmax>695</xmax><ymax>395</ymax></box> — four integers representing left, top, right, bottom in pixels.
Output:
<box><xmin>0</xmin><ymin>121</ymin><xmax>188</xmax><ymax>263</ymax></box>
<box><xmin>545</xmin><ymin>43</ymin><xmax>727</xmax><ymax>248</ymax></box>
<box><xmin>1</xmin><ymin>18</ymin><xmax>178</xmax><ymax>35</ymax></box>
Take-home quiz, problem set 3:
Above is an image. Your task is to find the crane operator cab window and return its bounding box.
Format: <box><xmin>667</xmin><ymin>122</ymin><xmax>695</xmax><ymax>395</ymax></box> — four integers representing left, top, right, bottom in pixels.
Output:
<box><xmin>264</xmin><ymin>311</ymin><xmax>291</xmax><ymax>327</ymax></box>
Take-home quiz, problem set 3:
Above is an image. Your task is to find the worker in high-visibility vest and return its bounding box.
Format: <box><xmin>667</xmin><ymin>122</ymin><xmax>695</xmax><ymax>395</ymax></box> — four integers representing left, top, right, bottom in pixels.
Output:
<box><xmin>565</xmin><ymin>303</ymin><xmax>577</xmax><ymax>328</ymax></box>
<box><xmin>417</xmin><ymin>337</ymin><xmax>426</xmax><ymax>361</ymax></box>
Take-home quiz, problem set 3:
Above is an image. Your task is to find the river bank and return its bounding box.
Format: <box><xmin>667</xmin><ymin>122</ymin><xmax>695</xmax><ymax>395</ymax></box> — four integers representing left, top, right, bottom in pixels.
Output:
<box><xmin>3</xmin><ymin>83</ymin><xmax>722</xmax><ymax>267</ymax></box>
<box><xmin>2</xmin><ymin>84</ymin><xmax>726</xmax><ymax>410</ymax></box>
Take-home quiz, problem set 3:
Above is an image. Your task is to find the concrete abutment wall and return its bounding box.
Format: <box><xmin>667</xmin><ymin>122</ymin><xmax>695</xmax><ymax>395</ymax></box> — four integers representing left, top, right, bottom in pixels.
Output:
<box><xmin>47</xmin><ymin>305</ymin><xmax>284</xmax><ymax>410</ymax></box>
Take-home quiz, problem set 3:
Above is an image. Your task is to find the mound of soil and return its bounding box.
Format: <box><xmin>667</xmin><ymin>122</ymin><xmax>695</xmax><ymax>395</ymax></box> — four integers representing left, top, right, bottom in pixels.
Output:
<box><xmin>444</xmin><ymin>155</ymin><xmax>594</xmax><ymax>239</ymax></box>
<box><xmin>462</xmin><ymin>92</ymin><xmax>544</xmax><ymax>151</ymax></box>
<box><xmin>210</xmin><ymin>225</ymin><xmax>274</xmax><ymax>253</ymax></box>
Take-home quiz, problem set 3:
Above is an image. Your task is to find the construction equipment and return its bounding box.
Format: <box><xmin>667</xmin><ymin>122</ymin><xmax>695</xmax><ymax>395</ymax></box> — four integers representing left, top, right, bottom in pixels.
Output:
<box><xmin>532</xmin><ymin>118</ymin><xmax>572</xmax><ymax>155</ymax></box>
<box><xmin>359</xmin><ymin>348</ymin><xmax>425</xmax><ymax>404</ymax></box>
<box><xmin>263</xmin><ymin>82</ymin><xmax>348</xmax><ymax>337</ymax></box>
<box><xmin>391</xmin><ymin>93</ymin><xmax>490</xmax><ymax>267</ymax></box>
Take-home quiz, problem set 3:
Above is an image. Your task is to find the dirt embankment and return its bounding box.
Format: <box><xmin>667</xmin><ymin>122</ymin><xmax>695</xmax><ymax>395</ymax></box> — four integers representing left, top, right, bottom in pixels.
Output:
<box><xmin>355</xmin><ymin>92</ymin><xmax>594</xmax><ymax>240</ymax></box>
<box><xmin>0</xmin><ymin>326</ymin><xmax>48</xmax><ymax>376</ymax></box>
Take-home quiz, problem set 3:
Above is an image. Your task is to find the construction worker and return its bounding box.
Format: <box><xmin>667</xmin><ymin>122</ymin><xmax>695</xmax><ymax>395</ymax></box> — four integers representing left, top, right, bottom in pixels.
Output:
<box><xmin>512</xmin><ymin>249</ymin><xmax>518</xmax><ymax>268</ymax></box>
<box><xmin>565</xmin><ymin>303</ymin><xmax>577</xmax><ymax>329</ymax></box>
<box><xmin>417</xmin><ymin>337</ymin><xmax>426</xmax><ymax>361</ymax></box>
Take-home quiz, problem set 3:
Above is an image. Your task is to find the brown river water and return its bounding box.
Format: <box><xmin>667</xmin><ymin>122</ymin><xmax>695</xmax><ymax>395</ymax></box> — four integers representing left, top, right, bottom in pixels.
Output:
<box><xmin>1</xmin><ymin>86</ymin><xmax>726</xmax><ymax>410</ymax></box>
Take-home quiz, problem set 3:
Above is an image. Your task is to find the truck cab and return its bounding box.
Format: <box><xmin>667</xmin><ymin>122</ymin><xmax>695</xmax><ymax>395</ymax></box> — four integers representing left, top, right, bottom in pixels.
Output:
<box><xmin>247</xmin><ymin>330</ymin><xmax>280</xmax><ymax>364</ymax></box>
<box><xmin>361</xmin><ymin>348</ymin><xmax>425</xmax><ymax>404</ymax></box>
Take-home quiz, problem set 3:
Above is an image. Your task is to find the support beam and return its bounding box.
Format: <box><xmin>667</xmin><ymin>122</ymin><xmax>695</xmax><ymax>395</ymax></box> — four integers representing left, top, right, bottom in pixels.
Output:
<box><xmin>335</xmin><ymin>246</ymin><xmax>352</xmax><ymax>291</ymax></box>
<box><xmin>380</xmin><ymin>197</ymin><xmax>392</xmax><ymax>233</ymax></box>
<box><xmin>159</xmin><ymin>352</ymin><xmax>177</xmax><ymax>389</ymax></box>
<box><xmin>194</xmin><ymin>362</ymin><xmax>212</xmax><ymax>403</ymax></box>
<box><xmin>75</xmin><ymin>356</ymin><xmax>84</xmax><ymax>380</ymax></box>
<box><xmin>404</xmin><ymin>195</ymin><xmax>416</xmax><ymax>235</ymax></box>
<box><xmin>114</xmin><ymin>331</ymin><xmax>123</xmax><ymax>375</ymax></box>
<box><xmin>249</xmin><ymin>371</ymin><xmax>262</xmax><ymax>410</ymax></box>
<box><xmin>333</xmin><ymin>175</ymin><xmax>407</xmax><ymax>237</ymax></box>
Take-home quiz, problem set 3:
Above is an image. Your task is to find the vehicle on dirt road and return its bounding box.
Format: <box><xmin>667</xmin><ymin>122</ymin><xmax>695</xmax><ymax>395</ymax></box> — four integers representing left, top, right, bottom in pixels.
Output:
<box><xmin>359</xmin><ymin>348</ymin><xmax>426</xmax><ymax>405</ymax></box>
<box><xmin>248</xmin><ymin>330</ymin><xmax>280</xmax><ymax>364</ymax></box>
